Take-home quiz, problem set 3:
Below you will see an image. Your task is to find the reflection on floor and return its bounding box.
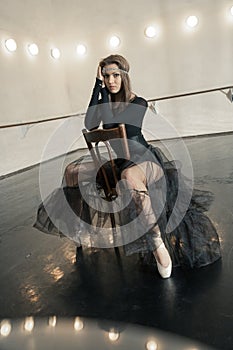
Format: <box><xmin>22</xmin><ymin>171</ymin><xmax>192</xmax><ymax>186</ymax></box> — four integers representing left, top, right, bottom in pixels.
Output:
<box><xmin>0</xmin><ymin>133</ymin><xmax>232</xmax><ymax>350</ymax></box>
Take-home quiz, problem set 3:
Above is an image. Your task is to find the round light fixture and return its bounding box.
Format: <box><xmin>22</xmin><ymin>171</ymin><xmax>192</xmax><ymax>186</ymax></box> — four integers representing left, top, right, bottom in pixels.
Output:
<box><xmin>5</xmin><ymin>38</ymin><xmax>17</xmax><ymax>52</ymax></box>
<box><xmin>186</xmin><ymin>15</ymin><xmax>199</xmax><ymax>28</ymax></box>
<box><xmin>144</xmin><ymin>26</ymin><xmax>157</xmax><ymax>38</ymax></box>
<box><xmin>51</xmin><ymin>48</ymin><xmax>61</xmax><ymax>59</ymax></box>
<box><xmin>109</xmin><ymin>35</ymin><xmax>121</xmax><ymax>48</ymax></box>
<box><xmin>28</xmin><ymin>43</ymin><xmax>39</xmax><ymax>56</ymax></box>
<box><xmin>76</xmin><ymin>44</ymin><xmax>87</xmax><ymax>55</ymax></box>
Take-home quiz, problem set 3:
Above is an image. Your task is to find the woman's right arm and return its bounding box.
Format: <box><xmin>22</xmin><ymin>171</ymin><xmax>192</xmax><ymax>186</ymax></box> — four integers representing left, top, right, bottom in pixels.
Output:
<box><xmin>84</xmin><ymin>78</ymin><xmax>103</xmax><ymax>130</ymax></box>
<box><xmin>85</xmin><ymin>65</ymin><xmax>109</xmax><ymax>130</ymax></box>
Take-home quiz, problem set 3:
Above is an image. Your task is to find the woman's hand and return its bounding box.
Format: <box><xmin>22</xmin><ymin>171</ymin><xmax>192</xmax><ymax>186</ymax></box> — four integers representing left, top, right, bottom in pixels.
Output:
<box><xmin>97</xmin><ymin>65</ymin><xmax>104</xmax><ymax>83</ymax></box>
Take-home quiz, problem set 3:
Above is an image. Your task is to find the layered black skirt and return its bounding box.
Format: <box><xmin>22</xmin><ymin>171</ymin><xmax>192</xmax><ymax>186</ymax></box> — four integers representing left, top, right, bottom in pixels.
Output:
<box><xmin>34</xmin><ymin>144</ymin><xmax>221</xmax><ymax>269</ymax></box>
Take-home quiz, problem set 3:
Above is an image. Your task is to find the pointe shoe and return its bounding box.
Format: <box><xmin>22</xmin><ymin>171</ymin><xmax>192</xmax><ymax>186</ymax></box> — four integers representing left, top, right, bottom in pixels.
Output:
<box><xmin>154</xmin><ymin>243</ymin><xmax>172</xmax><ymax>279</ymax></box>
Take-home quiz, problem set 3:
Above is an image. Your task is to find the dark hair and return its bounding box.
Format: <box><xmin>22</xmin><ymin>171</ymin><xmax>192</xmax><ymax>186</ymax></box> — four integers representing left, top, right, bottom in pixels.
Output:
<box><xmin>99</xmin><ymin>54</ymin><xmax>132</xmax><ymax>102</ymax></box>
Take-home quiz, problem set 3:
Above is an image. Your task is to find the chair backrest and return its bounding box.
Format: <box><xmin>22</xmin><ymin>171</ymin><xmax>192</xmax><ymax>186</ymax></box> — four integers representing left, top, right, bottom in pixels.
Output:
<box><xmin>82</xmin><ymin>124</ymin><xmax>130</xmax><ymax>199</ymax></box>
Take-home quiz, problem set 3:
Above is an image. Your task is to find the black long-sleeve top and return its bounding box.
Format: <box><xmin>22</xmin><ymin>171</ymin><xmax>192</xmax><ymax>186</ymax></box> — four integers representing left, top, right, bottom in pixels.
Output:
<box><xmin>85</xmin><ymin>78</ymin><xmax>147</xmax><ymax>133</ymax></box>
<box><xmin>84</xmin><ymin>78</ymin><xmax>151</xmax><ymax>164</ymax></box>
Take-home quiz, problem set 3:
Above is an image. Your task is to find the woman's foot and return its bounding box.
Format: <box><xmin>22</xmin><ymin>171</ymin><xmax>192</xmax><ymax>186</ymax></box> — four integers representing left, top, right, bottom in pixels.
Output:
<box><xmin>153</xmin><ymin>243</ymin><xmax>172</xmax><ymax>278</ymax></box>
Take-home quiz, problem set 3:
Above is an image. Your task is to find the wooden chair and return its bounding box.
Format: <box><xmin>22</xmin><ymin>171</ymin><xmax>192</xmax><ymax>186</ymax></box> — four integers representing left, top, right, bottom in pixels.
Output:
<box><xmin>76</xmin><ymin>124</ymin><xmax>130</xmax><ymax>262</ymax></box>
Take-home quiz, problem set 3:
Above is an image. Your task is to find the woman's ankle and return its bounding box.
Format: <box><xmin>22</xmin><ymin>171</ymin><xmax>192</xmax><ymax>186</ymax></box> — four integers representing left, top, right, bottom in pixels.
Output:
<box><xmin>153</xmin><ymin>243</ymin><xmax>171</xmax><ymax>267</ymax></box>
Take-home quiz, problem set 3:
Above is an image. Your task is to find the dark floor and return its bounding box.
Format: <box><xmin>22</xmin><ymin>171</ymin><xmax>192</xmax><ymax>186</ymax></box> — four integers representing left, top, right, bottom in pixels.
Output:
<box><xmin>0</xmin><ymin>133</ymin><xmax>233</xmax><ymax>350</ymax></box>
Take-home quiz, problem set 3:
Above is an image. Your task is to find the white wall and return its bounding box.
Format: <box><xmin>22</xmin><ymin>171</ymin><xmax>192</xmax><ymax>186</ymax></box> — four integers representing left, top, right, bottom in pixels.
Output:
<box><xmin>0</xmin><ymin>0</ymin><xmax>232</xmax><ymax>176</ymax></box>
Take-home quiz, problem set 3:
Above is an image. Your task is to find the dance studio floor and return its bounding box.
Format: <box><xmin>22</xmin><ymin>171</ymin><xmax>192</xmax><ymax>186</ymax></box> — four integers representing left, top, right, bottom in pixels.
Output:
<box><xmin>0</xmin><ymin>133</ymin><xmax>233</xmax><ymax>350</ymax></box>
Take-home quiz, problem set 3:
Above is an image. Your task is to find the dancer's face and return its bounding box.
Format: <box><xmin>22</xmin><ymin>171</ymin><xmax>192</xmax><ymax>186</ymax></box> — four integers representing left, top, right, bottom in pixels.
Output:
<box><xmin>102</xmin><ymin>64</ymin><xmax>122</xmax><ymax>94</ymax></box>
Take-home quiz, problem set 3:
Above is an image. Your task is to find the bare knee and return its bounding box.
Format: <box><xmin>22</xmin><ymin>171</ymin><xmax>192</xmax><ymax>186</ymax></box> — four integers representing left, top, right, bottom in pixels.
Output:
<box><xmin>121</xmin><ymin>166</ymin><xmax>146</xmax><ymax>190</ymax></box>
<box><xmin>64</xmin><ymin>163</ymin><xmax>79</xmax><ymax>187</ymax></box>
<box><xmin>121</xmin><ymin>167</ymin><xmax>131</xmax><ymax>181</ymax></box>
<box><xmin>65</xmin><ymin>163</ymin><xmax>79</xmax><ymax>176</ymax></box>
<box><xmin>121</xmin><ymin>167</ymin><xmax>135</xmax><ymax>184</ymax></box>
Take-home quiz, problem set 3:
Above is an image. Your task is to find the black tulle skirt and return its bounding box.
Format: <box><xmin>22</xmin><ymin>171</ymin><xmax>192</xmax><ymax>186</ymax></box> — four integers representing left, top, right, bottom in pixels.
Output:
<box><xmin>34</xmin><ymin>144</ymin><xmax>221</xmax><ymax>269</ymax></box>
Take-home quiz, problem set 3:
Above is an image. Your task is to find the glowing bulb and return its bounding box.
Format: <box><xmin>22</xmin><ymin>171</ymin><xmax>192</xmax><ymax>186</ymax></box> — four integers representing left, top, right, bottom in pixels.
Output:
<box><xmin>146</xmin><ymin>340</ymin><xmax>158</xmax><ymax>350</ymax></box>
<box><xmin>108</xmin><ymin>329</ymin><xmax>120</xmax><ymax>341</ymax></box>
<box><xmin>24</xmin><ymin>316</ymin><xmax>34</xmax><ymax>332</ymax></box>
<box><xmin>76</xmin><ymin>44</ymin><xmax>86</xmax><ymax>55</ymax></box>
<box><xmin>5</xmin><ymin>38</ymin><xmax>17</xmax><ymax>52</ymax></box>
<box><xmin>145</xmin><ymin>26</ymin><xmax>157</xmax><ymax>38</ymax></box>
<box><xmin>109</xmin><ymin>35</ymin><xmax>120</xmax><ymax>48</ymax></box>
<box><xmin>28</xmin><ymin>43</ymin><xmax>39</xmax><ymax>56</ymax></box>
<box><xmin>186</xmin><ymin>15</ymin><xmax>199</xmax><ymax>28</ymax></box>
<box><xmin>48</xmin><ymin>316</ymin><xmax>57</xmax><ymax>327</ymax></box>
<box><xmin>51</xmin><ymin>48</ymin><xmax>61</xmax><ymax>59</ymax></box>
<box><xmin>74</xmin><ymin>317</ymin><xmax>84</xmax><ymax>331</ymax></box>
<box><xmin>0</xmin><ymin>320</ymin><xmax>12</xmax><ymax>337</ymax></box>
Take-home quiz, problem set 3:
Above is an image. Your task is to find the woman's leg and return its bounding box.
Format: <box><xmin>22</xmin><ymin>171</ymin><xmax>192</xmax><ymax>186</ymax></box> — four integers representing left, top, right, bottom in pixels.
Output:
<box><xmin>121</xmin><ymin>162</ymin><xmax>171</xmax><ymax>277</ymax></box>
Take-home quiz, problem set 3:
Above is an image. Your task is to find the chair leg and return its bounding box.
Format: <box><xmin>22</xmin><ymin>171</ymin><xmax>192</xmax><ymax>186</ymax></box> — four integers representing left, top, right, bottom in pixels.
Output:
<box><xmin>114</xmin><ymin>246</ymin><xmax>123</xmax><ymax>271</ymax></box>
<box><xmin>76</xmin><ymin>245</ymin><xmax>83</xmax><ymax>264</ymax></box>
<box><xmin>114</xmin><ymin>246</ymin><xmax>120</xmax><ymax>257</ymax></box>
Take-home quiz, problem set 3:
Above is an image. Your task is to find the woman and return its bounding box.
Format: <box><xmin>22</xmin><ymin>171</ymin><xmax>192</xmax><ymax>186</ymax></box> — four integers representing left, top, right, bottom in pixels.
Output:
<box><xmin>34</xmin><ymin>54</ymin><xmax>221</xmax><ymax>278</ymax></box>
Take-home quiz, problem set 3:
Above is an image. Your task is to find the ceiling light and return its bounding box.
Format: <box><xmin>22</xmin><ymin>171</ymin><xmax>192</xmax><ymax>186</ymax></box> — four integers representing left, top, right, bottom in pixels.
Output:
<box><xmin>28</xmin><ymin>43</ymin><xmax>39</xmax><ymax>56</ymax></box>
<box><xmin>109</xmin><ymin>35</ymin><xmax>121</xmax><ymax>48</ymax></box>
<box><xmin>186</xmin><ymin>15</ymin><xmax>199</xmax><ymax>28</ymax></box>
<box><xmin>5</xmin><ymin>38</ymin><xmax>17</xmax><ymax>52</ymax></box>
<box><xmin>145</xmin><ymin>26</ymin><xmax>158</xmax><ymax>38</ymax></box>
<box><xmin>51</xmin><ymin>48</ymin><xmax>61</xmax><ymax>59</ymax></box>
<box><xmin>231</xmin><ymin>6</ymin><xmax>233</xmax><ymax>16</ymax></box>
<box><xmin>76</xmin><ymin>44</ymin><xmax>87</xmax><ymax>55</ymax></box>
